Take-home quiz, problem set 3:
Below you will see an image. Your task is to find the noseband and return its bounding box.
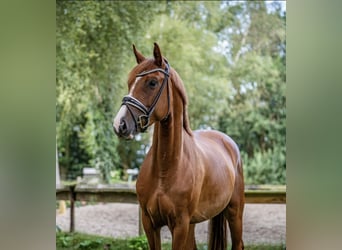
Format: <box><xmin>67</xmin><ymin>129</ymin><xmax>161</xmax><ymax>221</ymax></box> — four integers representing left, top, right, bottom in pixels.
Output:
<box><xmin>121</xmin><ymin>61</ymin><xmax>170</xmax><ymax>132</ymax></box>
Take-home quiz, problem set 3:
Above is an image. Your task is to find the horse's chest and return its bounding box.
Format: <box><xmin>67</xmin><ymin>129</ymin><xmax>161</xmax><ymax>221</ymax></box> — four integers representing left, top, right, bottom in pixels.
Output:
<box><xmin>141</xmin><ymin>190</ymin><xmax>176</xmax><ymax>227</ymax></box>
<box><xmin>136</xmin><ymin>162</ymin><xmax>196</xmax><ymax>227</ymax></box>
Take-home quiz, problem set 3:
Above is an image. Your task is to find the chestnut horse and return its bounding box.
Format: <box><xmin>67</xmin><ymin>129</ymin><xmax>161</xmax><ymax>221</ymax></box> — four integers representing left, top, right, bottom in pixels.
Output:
<box><xmin>113</xmin><ymin>43</ymin><xmax>244</xmax><ymax>250</ymax></box>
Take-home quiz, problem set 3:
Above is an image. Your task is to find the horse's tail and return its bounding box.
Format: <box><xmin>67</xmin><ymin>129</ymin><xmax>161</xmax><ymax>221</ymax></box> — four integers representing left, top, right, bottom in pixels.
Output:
<box><xmin>208</xmin><ymin>211</ymin><xmax>227</xmax><ymax>250</ymax></box>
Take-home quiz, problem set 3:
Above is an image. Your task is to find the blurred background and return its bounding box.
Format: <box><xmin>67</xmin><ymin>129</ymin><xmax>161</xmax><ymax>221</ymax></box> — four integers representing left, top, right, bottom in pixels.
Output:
<box><xmin>56</xmin><ymin>1</ymin><xmax>286</xmax><ymax>186</ymax></box>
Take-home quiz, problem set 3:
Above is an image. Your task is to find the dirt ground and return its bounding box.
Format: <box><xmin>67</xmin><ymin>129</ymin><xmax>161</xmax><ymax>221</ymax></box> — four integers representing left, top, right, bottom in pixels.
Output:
<box><xmin>56</xmin><ymin>203</ymin><xmax>286</xmax><ymax>245</ymax></box>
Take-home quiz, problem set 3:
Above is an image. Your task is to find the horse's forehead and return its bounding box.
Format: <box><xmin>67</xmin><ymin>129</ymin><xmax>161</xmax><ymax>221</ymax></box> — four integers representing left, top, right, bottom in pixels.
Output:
<box><xmin>134</xmin><ymin>59</ymin><xmax>160</xmax><ymax>71</ymax></box>
<box><xmin>127</xmin><ymin>64</ymin><xmax>162</xmax><ymax>87</ymax></box>
<box><xmin>127</xmin><ymin>62</ymin><xmax>154</xmax><ymax>83</ymax></box>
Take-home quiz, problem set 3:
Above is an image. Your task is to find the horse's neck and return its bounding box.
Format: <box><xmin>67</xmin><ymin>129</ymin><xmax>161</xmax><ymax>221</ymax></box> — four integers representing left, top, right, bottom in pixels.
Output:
<box><xmin>152</xmin><ymin>117</ymin><xmax>184</xmax><ymax>166</ymax></box>
<box><xmin>151</xmin><ymin>95</ymin><xmax>188</xmax><ymax>169</ymax></box>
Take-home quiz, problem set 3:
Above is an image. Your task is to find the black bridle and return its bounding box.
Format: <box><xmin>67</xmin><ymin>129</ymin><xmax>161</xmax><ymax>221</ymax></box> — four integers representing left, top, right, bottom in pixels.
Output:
<box><xmin>121</xmin><ymin>61</ymin><xmax>170</xmax><ymax>132</ymax></box>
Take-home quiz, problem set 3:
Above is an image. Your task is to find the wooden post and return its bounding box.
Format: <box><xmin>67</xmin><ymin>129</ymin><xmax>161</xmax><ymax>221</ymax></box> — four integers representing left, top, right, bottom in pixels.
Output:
<box><xmin>69</xmin><ymin>184</ymin><xmax>76</xmax><ymax>232</ymax></box>
<box><xmin>56</xmin><ymin>144</ymin><xmax>65</xmax><ymax>214</ymax></box>
<box><xmin>138</xmin><ymin>206</ymin><xmax>144</xmax><ymax>236</ymax></box>
<box><xmin>56</xmin><ymin>144</ymin><xmax>60</xmax><ymax>187</ymax></box>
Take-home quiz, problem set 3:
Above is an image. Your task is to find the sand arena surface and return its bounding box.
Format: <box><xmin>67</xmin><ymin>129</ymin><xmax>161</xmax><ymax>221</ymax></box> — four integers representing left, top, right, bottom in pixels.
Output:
<box><xmin>56</xmin><ymin>203</ymin><xmax>286</xmax><ymax>245</ymax></box>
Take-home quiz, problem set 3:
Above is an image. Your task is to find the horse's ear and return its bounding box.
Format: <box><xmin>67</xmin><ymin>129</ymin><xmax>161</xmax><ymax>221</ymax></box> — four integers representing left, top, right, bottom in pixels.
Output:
<box><xmin>133</xmin><ymin>44</ymin><xmax>146</xmax><ymax>64</ymax></box>
<box><xmin>153</xmin><ymin>42</ymin><xmax>163</xmax><ymax>67</ymax></box>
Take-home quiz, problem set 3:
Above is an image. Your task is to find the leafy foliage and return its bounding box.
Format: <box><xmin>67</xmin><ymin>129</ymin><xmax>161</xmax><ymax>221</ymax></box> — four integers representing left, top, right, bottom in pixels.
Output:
<box><xmin>56</xmin><ymin>1</ymin><xmax>286</xmax><ymax>184</ymax></box>
<box><xmin>217</xmin><ymin>2</ymin><xmax>286</xmax><ymax>184</ymax></box>
<box><xmin>128</xmin><ymin>235</ymin><xmax>148</xmax><ymax>250</ymax></box>
<box><xmin>56</xmin><ymin>232</ymin><xmax>285</xmax><ymax>250</ymax></box>
<box><xmin>56</xmin><ymin>1</ymin><xmax>161</xmax><ymax>182</ymax></box>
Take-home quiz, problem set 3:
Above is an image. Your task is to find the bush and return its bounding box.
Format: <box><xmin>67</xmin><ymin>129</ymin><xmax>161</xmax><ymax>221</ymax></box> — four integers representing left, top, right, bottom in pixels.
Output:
<box><xmin>128</xmin><ymin>235</ymin><xmax>148</xmax><ymax>250</ymax></box>
<box><xmin>242</xmin><ymin>146</ymin><xmax>286</xmax><ymax>185</ymax></box>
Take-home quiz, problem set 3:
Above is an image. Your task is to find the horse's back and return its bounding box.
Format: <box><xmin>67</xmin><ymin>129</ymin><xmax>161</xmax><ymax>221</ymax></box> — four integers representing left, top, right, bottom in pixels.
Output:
<box><xmin>193</xmin><ymin>129</ymin><xmax>241</xmax><ymax>170</ymax></box>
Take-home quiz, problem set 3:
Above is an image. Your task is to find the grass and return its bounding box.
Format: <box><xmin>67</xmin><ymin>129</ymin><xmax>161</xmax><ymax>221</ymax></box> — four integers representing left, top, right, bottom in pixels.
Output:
<box><xmin>56</xmin><ymin>232</ymin><xmax>285</xmax><ymax>250</ymax></box>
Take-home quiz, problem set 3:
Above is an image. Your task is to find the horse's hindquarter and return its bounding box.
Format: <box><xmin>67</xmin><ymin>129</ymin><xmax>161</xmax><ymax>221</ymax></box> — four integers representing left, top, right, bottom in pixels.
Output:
<box><xmin>190</xmin><ymin>130</ymin><xmax>240</xmax><ymax>223</ymax></box>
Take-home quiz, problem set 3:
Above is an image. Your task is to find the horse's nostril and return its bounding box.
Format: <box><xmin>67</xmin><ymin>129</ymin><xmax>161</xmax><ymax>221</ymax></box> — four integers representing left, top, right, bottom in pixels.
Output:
<box><xmin>119</xmin><ymin>120</ymin><xmax>127</xmax><ymax>133</ymax></box>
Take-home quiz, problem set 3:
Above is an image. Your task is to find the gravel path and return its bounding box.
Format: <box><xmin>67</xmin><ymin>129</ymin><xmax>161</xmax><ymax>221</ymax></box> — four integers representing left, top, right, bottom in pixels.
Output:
<box><xmin>56</xmin><ymin>203</ymin><xmax>285</xmax><ymax>245</ymax></box>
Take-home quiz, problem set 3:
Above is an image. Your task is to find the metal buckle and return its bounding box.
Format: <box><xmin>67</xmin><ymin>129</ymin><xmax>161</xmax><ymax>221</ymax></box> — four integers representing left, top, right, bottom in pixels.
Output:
<box><xmin>138</xmin><ymin>114</ymin><xmax>149</xmax><ymax>131</ymax></box>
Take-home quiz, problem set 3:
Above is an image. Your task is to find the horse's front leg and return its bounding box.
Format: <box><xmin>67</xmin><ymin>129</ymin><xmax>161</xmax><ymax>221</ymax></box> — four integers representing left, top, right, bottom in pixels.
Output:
<box><xmin>141</xmin><ymin>211</ymin><xmax>161</xmax><ymax>250</ymax></box>
<box><xmin>171</xmin><ymin>215</ymin><xmax>191</xmax><ymax>250</ymax></box>
<box><xmin>185</xmin><ymin>223</ymin><xmax>197</xmax><ymax>250</ymax></box>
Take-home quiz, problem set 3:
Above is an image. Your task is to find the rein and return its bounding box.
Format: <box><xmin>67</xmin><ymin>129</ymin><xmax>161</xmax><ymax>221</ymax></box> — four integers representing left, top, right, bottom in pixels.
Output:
<box><xmin>121</xmin><ymin>61</ymin><xmax>170</xmax><ymax>132</ymax></box>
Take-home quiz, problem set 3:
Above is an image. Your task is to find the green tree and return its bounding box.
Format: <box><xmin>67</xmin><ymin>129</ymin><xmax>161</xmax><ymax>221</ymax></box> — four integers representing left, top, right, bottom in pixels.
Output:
<box><xmin>217</xmin><ymin>2</ymin><xmax>286</xmax><ymax>184</ymax></box>
<box><xmin>56</xmin><ymin>1</ymin><xmax>162</xmax><ymax>182</ymax></box>
<box><xmin>56</xmin><ymin>1</ymin><xmax>286</xmax><ymax>185</ymax></box>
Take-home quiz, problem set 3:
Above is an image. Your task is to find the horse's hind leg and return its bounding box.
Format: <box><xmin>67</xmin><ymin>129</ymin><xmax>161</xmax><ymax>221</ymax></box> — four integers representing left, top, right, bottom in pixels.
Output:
<box><xmin>225</xmin><ymin>163</ymin><xmax>245</xmax><ymax>250</ymax></box>
<box><xmin>225</xmin><ymin>201</ymin><xmax>244</xmax><ymax>250</ymax></box>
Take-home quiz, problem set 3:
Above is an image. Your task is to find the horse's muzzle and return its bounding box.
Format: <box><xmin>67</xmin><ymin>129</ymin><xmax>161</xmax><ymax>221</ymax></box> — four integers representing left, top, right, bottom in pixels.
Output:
<box><xmin>113</xmin><ymin>119</ymin><xmax>135</xmax><ymax>140</ymax></box>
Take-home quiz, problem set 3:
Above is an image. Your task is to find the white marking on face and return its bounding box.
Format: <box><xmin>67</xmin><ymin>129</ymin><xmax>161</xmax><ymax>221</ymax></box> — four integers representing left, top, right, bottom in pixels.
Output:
<box><xmin>114</xmin><ymin>76</ymin><xmax>142</xmax><ymax>135</ymax></box>
<box><xmin>129</xmin><ymin>77</ymin><xmax>141</xmax><ymax>96</ymax></box>
<box><xmin>113</xmin><ymin>105</ymin><xmax>128</xmax><ymax>132</ymax></box>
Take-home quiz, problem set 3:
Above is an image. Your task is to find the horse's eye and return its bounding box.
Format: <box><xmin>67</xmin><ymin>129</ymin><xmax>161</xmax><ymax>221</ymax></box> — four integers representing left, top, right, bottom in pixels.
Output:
<box><xmin>148</xmin><ymin>80</ymin><xmax>158</xmax><ymax>89</ymax></box>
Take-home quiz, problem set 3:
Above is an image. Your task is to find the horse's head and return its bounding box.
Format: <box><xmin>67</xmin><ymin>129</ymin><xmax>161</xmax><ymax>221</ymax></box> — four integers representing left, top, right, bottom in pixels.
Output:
<box><xmin>113</xmin><ymin>43</ymin><xmax>171</xmax><ymax>139</ymax></box>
